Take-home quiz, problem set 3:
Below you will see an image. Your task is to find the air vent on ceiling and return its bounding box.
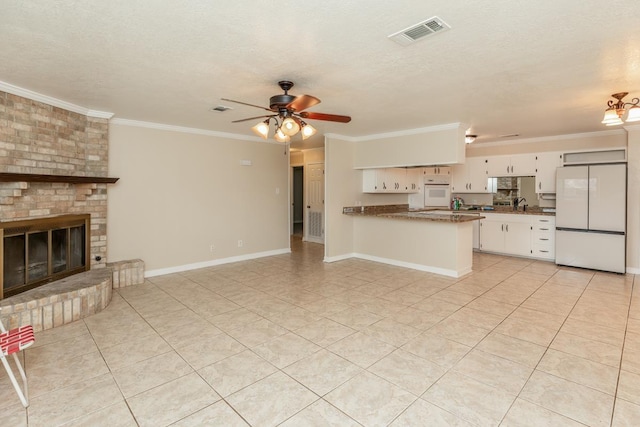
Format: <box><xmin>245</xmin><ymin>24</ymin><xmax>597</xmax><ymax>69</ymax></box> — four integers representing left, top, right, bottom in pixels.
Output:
<box><xmin>388</xmin><ymin>16</ymin><xmax>450</xmax><ymax>46</ymax></box>
<box><xmin>211</xmin><ymin>105</ymin><xmax>233</xmax><ymax>112</ymax></box>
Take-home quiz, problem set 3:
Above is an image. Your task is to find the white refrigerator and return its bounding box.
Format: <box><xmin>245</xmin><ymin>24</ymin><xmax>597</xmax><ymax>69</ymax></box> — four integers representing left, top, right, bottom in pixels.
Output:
<box><xmin>555</xmin><ymin>163</ymin><xmax>626</xmax><ymax>273</ymax></box>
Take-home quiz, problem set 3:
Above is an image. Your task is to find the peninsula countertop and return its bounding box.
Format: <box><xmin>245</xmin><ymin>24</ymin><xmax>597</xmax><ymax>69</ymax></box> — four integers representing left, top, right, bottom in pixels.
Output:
<box><xmin>342</xmin><ymin>204</ymin><xmax>555</xmax><ymax>221</ymax></box>
<box><xmin>342</xmin><ymin>204</ymin><xmax>483</xmax><ymax>223</ymax></box>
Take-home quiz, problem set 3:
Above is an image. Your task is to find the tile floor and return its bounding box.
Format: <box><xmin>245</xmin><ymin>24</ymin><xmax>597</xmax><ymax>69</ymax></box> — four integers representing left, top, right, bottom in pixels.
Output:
<box><xmin>1</xmin><ymin>237</ymin><xmax>639</xmax><ymax>426</ymax></box>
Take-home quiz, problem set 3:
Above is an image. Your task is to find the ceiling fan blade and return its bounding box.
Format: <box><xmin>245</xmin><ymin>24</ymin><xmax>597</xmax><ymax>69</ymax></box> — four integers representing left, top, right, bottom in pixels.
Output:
<box><xmin>232</xmin><ymin>114</ymin><xmax>276</xmax><ymax>123</ymax></box>
<box><xmin>221</xmin><ymin>98</ymin><xmax>274</xmax><ymax>112</ymax></box>
<box><xmin>298</xmin><ymin>111</ymin><xmax>351</xmax><ymax>123</ymax></box>
<box><xmin>287</xmin><ymin>95</ymin><xmax>321</xmax><ymax>112</ymax></box>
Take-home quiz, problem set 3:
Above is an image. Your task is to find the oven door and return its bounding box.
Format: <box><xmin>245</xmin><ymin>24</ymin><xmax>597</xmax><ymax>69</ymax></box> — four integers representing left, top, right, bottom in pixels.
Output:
<box><xmin>424</xmin><ymin>184</ymin><xmax>451</xmax><ymax>207</ymax></box>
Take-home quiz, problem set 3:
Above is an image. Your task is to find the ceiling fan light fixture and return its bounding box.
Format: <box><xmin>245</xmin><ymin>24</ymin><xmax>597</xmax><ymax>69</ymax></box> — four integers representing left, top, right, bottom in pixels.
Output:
<box><xmin>274</xmin><ymin>128</ymin><xmax>290</xmax><ymax>143</ymax></box>
<box><xmin>281</xmin><ymin>117</ymin><xmax>300</xmax><ymax>136</ymax></box>
<box><xmin>465</xmin><ymin>134</ymin><xmax>477</xmax><ymax>144</ymax></box>
<box><xmin>301</xmin><ymin>122</ymin><xmax>317</xmax><ymax>140</ymax></box>
<box><xmin>251</xmin><ymin>120</ymin><xmax>270</xmax><ymax>139</ymax></box>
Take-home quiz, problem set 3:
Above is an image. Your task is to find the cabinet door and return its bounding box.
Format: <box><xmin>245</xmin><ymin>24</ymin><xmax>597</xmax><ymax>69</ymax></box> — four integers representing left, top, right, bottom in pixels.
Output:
<box><xmin>406</xmin><ymin>168</ymin><xmax>421</xmax><ymax>193</ymax></box>
<box><xmin>504</xmin><ymin>221</ymin><xmax>532</xmax><ymax>256</ymax></box>
<box><xmin>487</xmin><ymin>156</ymin><xmax>512</xmax><ymax>177</ymax></box>
<box><xmin>468</xmin><ymin>157</ymin><xmax>489</xmax><ymax>193</ymax></box>
<box><xmin>362</xmin><ymin>169</ymin><xmax>393</xmax><ymax>192</ymax></box>
<box><xmin>535</xmin><ymin>152</ymin><xmax>562</xmax><ymax>193</ymax></box>
<box><xmin>450</xmin><ymin>164</ymin><xmax>468</xmax><ymax>193</ymax></box>
<box><xmin>511</xmin><ymin>153</ymin><xmax>537</xmax><ymax>176</ymax></box>
<box><xmin>362</xmin><ymin>169</ymin><xmax>379</xmax><ymax>193</ymax></box>
<box><xmin>479</xmin><ymin>219</ymin><xmax>505</xmax><ymax>252</ymax></box>
<box><xmin>382</xmin><ymin>168</ymin><xmax>399</xmax><ymax>192</ymax></box>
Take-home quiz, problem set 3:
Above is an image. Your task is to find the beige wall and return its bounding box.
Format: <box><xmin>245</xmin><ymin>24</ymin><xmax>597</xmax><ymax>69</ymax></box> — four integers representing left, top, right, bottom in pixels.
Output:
<box><xmin>466</xmin><ymin>131</ymin><xmax>627</xmax><ymax>157</ymax></box>
<box><xmin>626</xmin><ymin>125</ymin><xmax>640</xmax><ymax>273</ymax></box>
<box><xmin>107</xmin><ymin>123</ymin><xmax>289</xmax><ymax>273</ymax></box>
<box><xmin>353</xmin><ymin>124</ymin><xmax>466</xmax><ymax>168</ymax></box>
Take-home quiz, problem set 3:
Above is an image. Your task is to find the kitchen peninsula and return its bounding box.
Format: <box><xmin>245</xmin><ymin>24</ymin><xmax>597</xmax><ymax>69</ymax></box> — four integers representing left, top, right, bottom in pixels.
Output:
<box><xmin>343</xmin><ymin>204</ymin><xmax>483</xmax><ymax>277</ymax></box>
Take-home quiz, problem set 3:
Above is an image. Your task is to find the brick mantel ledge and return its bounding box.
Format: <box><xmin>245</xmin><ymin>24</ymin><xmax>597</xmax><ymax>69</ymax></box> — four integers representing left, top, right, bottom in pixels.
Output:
<box><xmin>0</xmin><ymin>172</ymin><xmax>119</xmax><ymax>184</ymax></box>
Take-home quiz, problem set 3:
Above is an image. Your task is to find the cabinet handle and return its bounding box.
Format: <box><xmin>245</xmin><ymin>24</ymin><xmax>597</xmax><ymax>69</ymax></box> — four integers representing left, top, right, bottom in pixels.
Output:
<box><xmin>506</xmin><ymin>224</ymin><xmax>509</xmax><ymax>232</ymax></box>
<box><xmin>540</xmin><ymin>228</ymin><xmax>549</xmax><ymax>231</ymax></box>
<box><xmin>506</xmin><ymin>166</ymin><xmax>509</xmax><ymax>173</ymax></box>
<box><xmin>540</xmin><ymin>219</ymin><xmax>549</xmax><ymax>222</ymax></box>
<box><xmin>540</xmin><ymin>250</ymin><xmax>549</xmax><ymax>253</ymax></box>
<box><xmin>539</xmin><ymin>182</ymin><xmax>541</xmax><ymax>189</ymax></box>
<box><xmin>501</xmin><ymin>224</ymin><xmax>504</xmax><ymax>231</ymax></box>
<box><xmin>469</xmin><ymin>183</ymin><xmax>472</xmax><ymax>190</ymax></box>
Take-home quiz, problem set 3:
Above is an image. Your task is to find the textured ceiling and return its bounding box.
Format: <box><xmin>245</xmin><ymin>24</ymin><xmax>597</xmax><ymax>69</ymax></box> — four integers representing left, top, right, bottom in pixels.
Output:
<box><xmin>1</xmin><ymin>0</ymin><xmax>640</xmax><ymax>149</ymax></box>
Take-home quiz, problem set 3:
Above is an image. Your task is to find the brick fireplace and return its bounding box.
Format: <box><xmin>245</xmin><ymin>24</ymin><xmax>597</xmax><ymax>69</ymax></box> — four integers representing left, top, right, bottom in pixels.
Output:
<box><xmin>0</xmin><ymin>90</ymin><xmax>110</xmax><ymax>293</ymax></box>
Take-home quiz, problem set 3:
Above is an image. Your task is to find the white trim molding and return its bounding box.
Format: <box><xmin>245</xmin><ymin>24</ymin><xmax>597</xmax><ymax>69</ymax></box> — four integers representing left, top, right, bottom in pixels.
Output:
<box><xmin>110</xmin><ymin>118</ymin><xmax>271</xmax><ymax>143</ymax></box>
<box><xmin>144</xmin><ymin>248</ymin><xmax>291</xmax><ymax>278</ymax></box>
<box><xmin>0</xmin><ymin>80</ymin><xmax>114</xmax><ymax>119</ymax></box>
<box><xmin>326</xmin><ymin>122</ymin><xmax>463</xmax><ymax>142</ymax></box>
<box><xmin>324</xmin><ymin>252</ymin><xmax>469</xmax><ymax>278</ymax></box>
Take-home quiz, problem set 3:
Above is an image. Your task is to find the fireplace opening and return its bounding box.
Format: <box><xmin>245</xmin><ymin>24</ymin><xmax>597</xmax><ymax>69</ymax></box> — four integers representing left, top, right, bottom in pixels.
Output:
<box><xmin>1</xmin><ymin>214</ymin><xmax>90</xmax><ymax>299</ymax></box>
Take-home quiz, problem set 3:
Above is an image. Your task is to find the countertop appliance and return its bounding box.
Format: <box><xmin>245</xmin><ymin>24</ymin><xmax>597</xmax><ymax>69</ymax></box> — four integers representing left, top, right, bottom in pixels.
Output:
<box><xmin>555</xmin><ymin>163</ymin><xmax>626</xmax><ymax>273</ymax></box>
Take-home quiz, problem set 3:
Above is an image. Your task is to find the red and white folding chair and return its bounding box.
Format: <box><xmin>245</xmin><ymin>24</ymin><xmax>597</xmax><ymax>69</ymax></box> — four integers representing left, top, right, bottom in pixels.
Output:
<box><xmin>0</xmin><ymin>310</ymin><xmax>35</xmax><ymax>407</ymax></box>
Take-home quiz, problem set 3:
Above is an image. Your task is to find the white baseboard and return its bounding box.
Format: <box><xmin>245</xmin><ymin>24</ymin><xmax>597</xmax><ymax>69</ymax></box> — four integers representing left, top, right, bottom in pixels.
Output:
<box><xmin>324</xmin><ymin>252</ymin><xmax>468</xmax><ymax>278</ymax></box>
<box><xmin>324</xmin><ymin>253</ymin><xmax>357</xmax><ymax>263</ymax></box>
<box><xmin>626</xmin><ymin>266</ymin><xmax>640</xmax><ymax>274</ymax></box>
<box><xmin>145</xmin><ymin>248</ymin><xmax>291</xmax><ymax>278</ymax></box>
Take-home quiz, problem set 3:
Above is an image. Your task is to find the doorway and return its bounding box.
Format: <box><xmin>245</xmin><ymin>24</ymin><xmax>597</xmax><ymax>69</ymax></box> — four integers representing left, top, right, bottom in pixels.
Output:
<box><xmin>292</xmin><ymin>166</ymin><xmax>304</xmax><ymax>236</ymax></box>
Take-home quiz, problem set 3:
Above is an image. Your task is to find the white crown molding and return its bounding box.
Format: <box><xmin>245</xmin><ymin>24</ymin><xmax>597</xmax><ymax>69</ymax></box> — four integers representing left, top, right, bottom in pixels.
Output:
<box><xmin>467</xmin><ymin>129</ymin><xmax>626</xmax><ymax>149</ymax></box>
<box><xmin>326</xmin><ymin>122</ymin><xmax>463</xmax><ymax>142</ymax></box>
<box><xmin>0</xmin><ymin>80</ymin><xmax>114</xmax><ymax>119</ymax></box>
<box><xmin>110</xmin><ymin>118</ymin><xmax>269</xmax><ymax>143</ymax></box>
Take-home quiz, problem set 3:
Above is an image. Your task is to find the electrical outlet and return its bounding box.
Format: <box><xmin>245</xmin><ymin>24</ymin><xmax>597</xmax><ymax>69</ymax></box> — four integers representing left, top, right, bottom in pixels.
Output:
<box><xmin>275</xmin><ymin>187</ymin><xmax>280</xmax><ymax>195</ymax></box>
<box><xmin>237</xmin><ymin>240</ymin><xmax>243</xmax><ymax>247</ymax></box>
<box><xmin>210</xmin><ymin>244</ymin><xmax>215</xmax><ymax>252</ymax></box>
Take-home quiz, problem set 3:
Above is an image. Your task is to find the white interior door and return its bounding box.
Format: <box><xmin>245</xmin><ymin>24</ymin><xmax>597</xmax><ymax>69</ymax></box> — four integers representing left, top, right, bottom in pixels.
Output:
<box><xmin>556</xmin><ymin>165</ymin><xmax>588</xmax><ymax>229</ymax></box>
<box><xmin>589</xmin><ymin>164</ymin><xmax>626</xmax><ymax>232</ymax></box>
<box><xmin>306</xmin><ymin>162</ymin><xmax>324</xmax><ymax>243</ymax></box>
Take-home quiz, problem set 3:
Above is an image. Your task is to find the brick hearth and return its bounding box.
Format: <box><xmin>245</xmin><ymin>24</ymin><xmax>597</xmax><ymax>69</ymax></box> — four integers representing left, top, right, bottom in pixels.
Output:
<box><xmin>0</xmin><ymin>259</ymin><xmax>144</xmax><ymax>332</ymax></box>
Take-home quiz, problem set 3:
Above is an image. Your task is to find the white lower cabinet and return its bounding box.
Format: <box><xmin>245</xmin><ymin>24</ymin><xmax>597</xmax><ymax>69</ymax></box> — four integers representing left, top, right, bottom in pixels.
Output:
<box><xmin>479</xmin><ymin>213</ymin><xmax>555</xmax><ymax>260</ymax></box>
<box><xmin>531</xmin><ymin>216</ymin><xmax>555</xmax><ymax>260</ymax></box>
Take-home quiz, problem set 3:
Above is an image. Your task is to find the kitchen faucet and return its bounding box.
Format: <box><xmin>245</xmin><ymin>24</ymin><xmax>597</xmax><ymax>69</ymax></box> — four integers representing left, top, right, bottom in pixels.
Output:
<box><xmin>513</xmin><ymin>197</ymin><xmax>526</xmax><ymax>211</ymax></box>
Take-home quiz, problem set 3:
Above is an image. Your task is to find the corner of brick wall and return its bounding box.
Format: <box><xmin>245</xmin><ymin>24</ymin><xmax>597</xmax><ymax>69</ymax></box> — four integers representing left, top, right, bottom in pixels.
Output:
<box><xmin>108</xmin><ymin>259</ymin><xmax>145</xmax><ymax>288</ymax></box>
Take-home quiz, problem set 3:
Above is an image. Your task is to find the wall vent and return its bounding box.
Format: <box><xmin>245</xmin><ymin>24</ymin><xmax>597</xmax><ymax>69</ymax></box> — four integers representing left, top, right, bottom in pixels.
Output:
<box><xmin>388</xmin><ymin>16</ymin><xmax>450</xmax><ymax>46</ymax></box>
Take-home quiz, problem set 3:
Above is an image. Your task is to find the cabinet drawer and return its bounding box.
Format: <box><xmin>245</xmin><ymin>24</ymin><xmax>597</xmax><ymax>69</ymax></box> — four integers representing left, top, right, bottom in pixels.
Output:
<box><xmin>532</xmin><ymin>231</ymin><xmax>553</xmax><ymax>243</ymax></box>
<box><xmin>532</xmin><ymin>243</ymin><xmax>554</xmax><ymax>259</ymax></box>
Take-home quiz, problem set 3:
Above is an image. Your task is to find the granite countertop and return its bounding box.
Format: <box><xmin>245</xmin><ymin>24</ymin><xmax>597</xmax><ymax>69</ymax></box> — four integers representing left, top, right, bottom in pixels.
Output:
<box><xmin>343</xmin><ymin>205</ymin><xmax>483</xmax><ymax>223</ymax></box>
<box><xmin>343</xmin><ymin>204</ymin><xmax>555</xmax><ymax>222</ymax></box>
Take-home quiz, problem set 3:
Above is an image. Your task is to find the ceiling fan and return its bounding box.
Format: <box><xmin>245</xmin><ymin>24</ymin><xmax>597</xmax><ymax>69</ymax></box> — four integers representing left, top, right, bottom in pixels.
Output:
<box><xmin>221</xmin><ymin>80</ymin><xmax>351</xmax><ymax>142</ymax></box>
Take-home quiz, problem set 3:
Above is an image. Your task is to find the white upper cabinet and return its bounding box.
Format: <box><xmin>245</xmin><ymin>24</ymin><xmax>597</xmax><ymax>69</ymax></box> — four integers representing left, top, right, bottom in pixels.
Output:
<box><xmin>423</xmin><ymin>166</ymin><xmax>451</xmax><ymax>176</ymax></box>
<box><xmin>535</xmin><ymin>152</ymin><xmax>563</xmax><ymax>193</ymax></box>
<box><xmin>406</xmin><ymin>168</ymin><xmax>422</xmax><ymax>192</ymax></box>
<box><xmin>487</xmin><ymin>154</ymin><xmax>537</xmax><ymax>177</ymax></box>
<box><xmin>362</xmin><ymin>168</ymin><xmax>419</xmax><ymax>193</ymax></box>
<box><xmin>451</xmin><ymin>157</ymin><xmax>490</xmax><ymax>193</ymax></box>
